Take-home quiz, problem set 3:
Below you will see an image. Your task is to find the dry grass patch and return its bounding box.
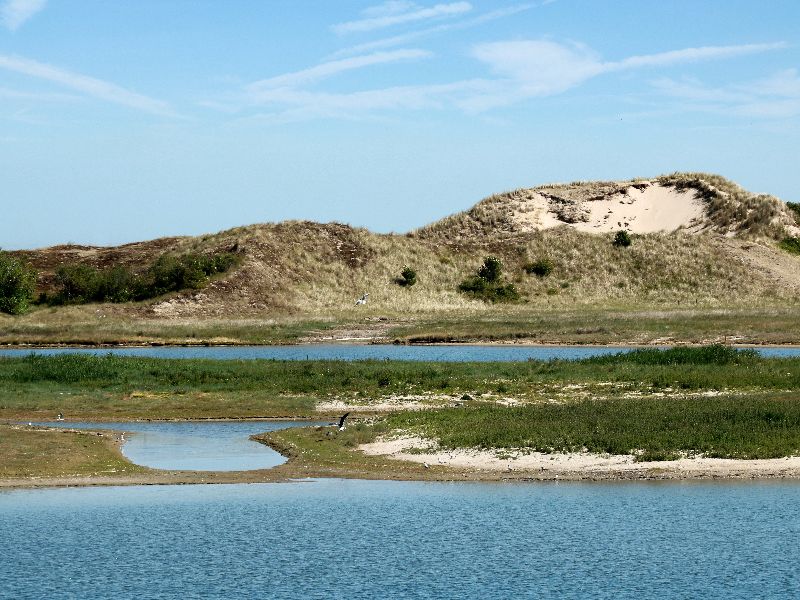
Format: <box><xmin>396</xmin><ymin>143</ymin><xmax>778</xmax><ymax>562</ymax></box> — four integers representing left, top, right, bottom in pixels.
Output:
<box><xmin>0</xmin><ymin>424</ymin><xmax>145</xmax><ymax>478</ymax></box>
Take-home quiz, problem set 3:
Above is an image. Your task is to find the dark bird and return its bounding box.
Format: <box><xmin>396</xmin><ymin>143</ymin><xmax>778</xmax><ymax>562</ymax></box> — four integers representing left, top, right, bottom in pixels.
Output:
<box><xmin>56</xmin><ymin>413</ymin><xmax>64</xmax><ymax>421</ymax></box>
<box><xmin>337</xmin><ymin>412</ymin><xmax>350</xmax><ymax>431</ymax></box>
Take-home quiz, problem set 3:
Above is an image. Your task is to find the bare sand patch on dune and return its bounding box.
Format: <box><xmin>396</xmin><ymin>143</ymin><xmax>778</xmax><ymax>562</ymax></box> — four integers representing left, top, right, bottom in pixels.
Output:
<box><xmin>360</xmin><ymin>436</ymin><xmax>800</xmax><ymax>479</ymax></box>
<box><xmin>512</xmin><ymin>182</ymin><xmax>705</xmax><ymax>234</ymax></box>
<box><xmin>571</xmin><ymin>184</ymin><xmax>704</xmax><ymax>233</ymax></box>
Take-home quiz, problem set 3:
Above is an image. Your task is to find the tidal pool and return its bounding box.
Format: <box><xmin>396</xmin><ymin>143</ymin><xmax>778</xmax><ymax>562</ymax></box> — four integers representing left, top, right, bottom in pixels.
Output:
<box><xmin>36</xmin><ymin>420</ymin><xmax>320</xmax><ymax>471</ymax></box>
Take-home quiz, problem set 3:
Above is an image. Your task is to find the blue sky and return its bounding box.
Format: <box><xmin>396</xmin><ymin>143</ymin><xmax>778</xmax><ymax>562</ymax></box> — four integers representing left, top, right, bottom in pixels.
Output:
<box><xmin>2</xmin><ymin>0</ymin><xmax>799</xmax><ymax>249</ymax></box>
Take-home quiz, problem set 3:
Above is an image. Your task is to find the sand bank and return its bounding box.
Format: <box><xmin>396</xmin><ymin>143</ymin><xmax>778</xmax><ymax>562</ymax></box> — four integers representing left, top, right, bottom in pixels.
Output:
<box><xmin>360</xmin><ymin>436</ymin><xmax>800</xmax><ymax>480</ymax></box>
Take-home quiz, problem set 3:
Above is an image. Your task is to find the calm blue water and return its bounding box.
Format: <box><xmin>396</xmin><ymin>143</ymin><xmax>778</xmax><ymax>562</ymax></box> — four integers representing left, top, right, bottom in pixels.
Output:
<box><xmin>1</xmin><ymin>479</ymin><xmax>799</xmax><ymax>599</ymax></box>
<box><xmin>2</xmin><ymin>344</ymin><xmax>799</xmax><ymax>361</ymax></box>
<box><xmin>34</xmin><ymin>421</ymin><xmax>321</xmax><ymax>471</ymax></box>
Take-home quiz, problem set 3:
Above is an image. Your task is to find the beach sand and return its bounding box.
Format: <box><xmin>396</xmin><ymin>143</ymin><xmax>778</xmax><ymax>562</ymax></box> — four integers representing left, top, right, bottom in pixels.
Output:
<box><xmin>360</xmin><ymin>435</ymin><xmax>800</xmax><ymax>480</ymax></box>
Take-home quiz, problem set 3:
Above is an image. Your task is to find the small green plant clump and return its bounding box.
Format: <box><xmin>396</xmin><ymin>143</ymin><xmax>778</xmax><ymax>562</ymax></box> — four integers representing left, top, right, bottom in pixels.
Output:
<box><xmin>477</xmin><ymin>256</ymin><xmax>502</xmax><ymax>283</ymax></box>
<box><xmin>0</xmin><ymin>251</ymin><xmax>36</xmax><ymax>315</ymax></box>
<box><xmin>44</xmin><ymin>251</ymin><xmax>241</xmax><ymax>306</ymax></box>
<box><xmin>524</xmin><ymin>257</ymin><xmax>554</xmax><ymax>277</ymax></box>
<box><xmin>458</xmin><ymin>256</ymin><xmax>520</xmax><ymax>303</ymax></box>
<box><xmin>787</xmin><ymin>202</ymin><xmax>800</xmax><ymax>223</ymax></box>
<box><xmin>779</xmin><ymin>237</ymin><xmax>800</xmax><ymax>255</ymax></box>
<box><xmin>613</xmin><ymin>230</ymin><xmax>632</xmax><ymax>247</ymax></box>
<box><xmin>396</xmin><ymin>266</ymin><xmax>417</xmax><ymax>287</ymax></box>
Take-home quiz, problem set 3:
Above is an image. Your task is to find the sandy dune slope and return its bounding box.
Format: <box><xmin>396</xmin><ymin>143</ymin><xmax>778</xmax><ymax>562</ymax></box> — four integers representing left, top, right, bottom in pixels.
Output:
<box><xmin>511</xmin><ymin>182</ymin><xmax>707</xmax><ymax>234</ymax></box>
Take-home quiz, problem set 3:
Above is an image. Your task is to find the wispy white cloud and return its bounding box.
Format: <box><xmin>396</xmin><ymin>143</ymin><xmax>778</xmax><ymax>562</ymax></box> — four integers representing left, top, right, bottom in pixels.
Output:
<box><xmin>330</xmin><ymin>3</ymin><xmax>537</xmax><ymax>58</ymax></box>
<box><xmin>1</xmin><ymin>0</ymin><xmax>46</xmax><ymax>31</ymax></box>
<box><xmin>466</xmin><ymin>40</ymin><xmax>786</xmax><ymax>110</ymax></box>
<box><xmin>0</xmin><ymin>85</ymin><xmax>79</xmax><ymax>102</ymax></box>
<box><xmin>242</xmin><ymin>79</ymin><xmax>494</xmax><ymax>123</ymax></box>
<box><xmin>332</xmin><ymin>1</ymin><xmax>471</xmax><ymax>35</ymax></box>
<box><xmin>607</xmin><ymin>43</ymin><xmax>787</xmax><ymax>71</ymax></box>
<box><xmin>0</xmin><ymin>54</ymin><xmax>178</xmax><ymax>116</ymax></box>
<box><xmin>362</xmin><ymin>1</ymin><xmax>418</xmax><ymax>18</ymax></box>
<box><xmin>248</xmin><ymin>49</ymin><xmax>432</xmax><ymax>92</ymax></box>
<box><xmin>227</xmin><ymin>39</ymin><xmax>786</xmax><ymax>122</ymax></box>
<box><xmin>652</xmin><ymin>69</ymin><xmax>800</xmax><ymax>119</ymax></box>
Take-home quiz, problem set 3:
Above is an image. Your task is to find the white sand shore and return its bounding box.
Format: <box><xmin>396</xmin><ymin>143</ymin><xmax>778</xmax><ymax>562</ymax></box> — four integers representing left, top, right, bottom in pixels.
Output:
<box><xmin>360</xmin><ymin>436</ymin><xmax>800</xmax><ymax>479</ymax></box>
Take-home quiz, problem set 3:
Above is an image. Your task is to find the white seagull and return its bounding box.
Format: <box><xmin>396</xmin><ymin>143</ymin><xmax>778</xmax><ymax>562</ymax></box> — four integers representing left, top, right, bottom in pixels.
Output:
<box><xmin>355</xmin><ymin>293</ymin><xmax>369</xmax><ymax>306</ymax></box>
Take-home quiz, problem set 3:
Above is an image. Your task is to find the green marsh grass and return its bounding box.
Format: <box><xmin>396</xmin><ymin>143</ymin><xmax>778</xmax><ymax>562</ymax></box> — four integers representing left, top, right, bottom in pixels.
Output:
<box><xmin>385</xmin><ymin>394</ymin><xmax>800</xmax><ymax>461</ymax></box>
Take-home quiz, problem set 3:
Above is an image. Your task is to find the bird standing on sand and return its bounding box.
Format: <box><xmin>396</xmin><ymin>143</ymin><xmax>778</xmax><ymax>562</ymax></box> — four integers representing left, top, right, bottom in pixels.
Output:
<box><xmin>355</xmin><ymin>293</ymin><xmax>369</xmax><ymax>306</ymax></box>
<box><xmin>56</xmin><ymin>413</ymin><xmax>64</xmax><ymax>421</ymax></box>
<box><xmin>338</xmin><ymin>412</ymin><xmax>350</xmax><ymax>431</ymax></box>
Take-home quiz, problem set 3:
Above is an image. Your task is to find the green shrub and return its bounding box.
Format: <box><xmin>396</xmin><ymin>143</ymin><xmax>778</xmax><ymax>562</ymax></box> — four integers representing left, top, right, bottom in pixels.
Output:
<box><xmin>613</xmin><ymin>230</ymin><xmax>632</xmax><ymax>247</ymax></box>
<box><xmin>477</xmin><ymin>256</ymin><xmax>502</xmax><ymax>283</ymax></box>
<box><xmin>148</xmin><ymin>254</ymin><xmax>206</xmax><ymax>296</ymax></box>
<box><xmin>459</xmin><ymin>256</ymin><xmax>520</xmax><ymax>303</ymax></box>
<box><xmin>98</xmin><ymin>265</ymin><xmax>137</xmax><ymax>303</ymax></box>
<box><xmin>779</xmin><ymin>237</ymin><xmax>800</xmax><ymax>255</ymax></box>
<box><xmin>787</xmin><ymin>202</ymin><xmax>800</xmax><ymax>223</ymax></box>
<box><xmin>458</xmin><ymin>277</ymin><xmax>520</xmax><ymax>303</ymax></box>
<box><xmin>48</xmin><ymin>251</ymin><xmax>241</xmax><ymax>305</ymax></box>
<box><xmin>0</xmin><ymin>251</ymin><xmax>36</xmax><ymax>315</ymax></box>
<box><xmin>396</xmin><ymin>266</ymin><xmax>417</xmax><ymax>287</ymax></box>
<box><xmin>524</xmin><ymin>257</ymin><xmax>554</xmax><ymax>277</ymax></box>
<box><xmin>585</xmin><ymin>345</ymin><xmax>758</xmax><ymax>366</ymax></box>
<box><xmin>53</xmin><ymin>264</ymin><xmax>102</xmax><ymax>304</ymax></box>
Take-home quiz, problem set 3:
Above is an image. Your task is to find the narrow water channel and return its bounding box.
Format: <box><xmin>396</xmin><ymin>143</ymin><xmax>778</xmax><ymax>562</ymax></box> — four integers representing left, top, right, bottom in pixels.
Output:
<box><xmin>6</xmin><ymin>344</ymin><xmax>800</xmax><ymax>361</ymax></box>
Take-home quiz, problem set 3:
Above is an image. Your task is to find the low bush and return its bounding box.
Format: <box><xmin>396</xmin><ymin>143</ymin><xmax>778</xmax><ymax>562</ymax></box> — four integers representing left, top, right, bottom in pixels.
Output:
<box><xmin>613</xmin><ymin>230</ymin><xmax>632</xmax><ymax>247</ymax></box>
<box><xmin>47</xmin><ymin>251</ymin><xmax>241</xmax><ymax>305</ymax></box>
<box><xmin>458</xmin><ymin>277</ymin><xmax>520</xmax><ymax>302</ymax></box>
<box><xmin>0</xmin><ymin>251</ymin><xmax>36</xmax><ymax>315</ymax></box>
<box><xmin>779</xmin><ymin>237</ymin><xmax>800</xmax><ymax>255</ymax></box>
<box><xmin>459</xmin><ymin>257</ymin><xmax>520</xmax><ymax>303</ymax></box>
<box><xmin>524</xmin><ymin>257</ymin><xmax>554</xmax><ymax>277</ymax></box>
<box><xmin>477</xmin><ymin>256</ymin><xmax>502</xmax><ymax>283</ymax></box>
<box><xmin>396</xmin><ymin>266</ymin><xmax>417</xmax><ymax>287</ymax></box>
<box><xmin>787</xmin><ymin>202</ymin><xmax>800</xmax><ymax>223</ymax></box>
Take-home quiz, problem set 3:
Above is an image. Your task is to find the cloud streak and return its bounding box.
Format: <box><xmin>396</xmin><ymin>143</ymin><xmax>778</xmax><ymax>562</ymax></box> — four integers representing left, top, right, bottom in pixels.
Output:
<box><xmin>232</xmin><ymin>39</ymin><xmax>787</xmax><ymax>122</ymax></box>
<box><xmin>1</xmin><ymin>0</ymin><xmax>46</xmax><ymax>31</ymax></box>
<box><xmin>0</xmin><ymin>54</ymin><xmax>178</xmax><ymax>116</ymax></box>
<box><xmin>332</xmin><ymin>1</ymin><xmax>471</xmax><ymax>35</ymax></box>
<box><xmin>248</xmin><ymin>49</ymin><xmax>432</xmax><ymax>92</ymax></box>
<box><xmin>652</xmin><ymin>69</ymin><xmax>800</xmax><ymax>119</ymax></box>
<box><xmin>330</xmin><ymin>3</ymin><xmax>537</xmax><ymax>58</ymax></box>
<box><xmin>467</xmin><ymin>40</ymin><xmax>787</xmax><ymax>110</ymax></box>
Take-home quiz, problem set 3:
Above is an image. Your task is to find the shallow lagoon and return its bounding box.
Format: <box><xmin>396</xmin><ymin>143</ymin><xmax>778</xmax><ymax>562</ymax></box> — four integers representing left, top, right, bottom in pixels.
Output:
<box><xmin>35</xmin><ymin>421</ymin><xmax>321</xmax><ymax>471</ymax></box>
<box><xmin>1</xmin><ymin>479</ymin><xmax>799</xmax><ymax>599</ymax></box>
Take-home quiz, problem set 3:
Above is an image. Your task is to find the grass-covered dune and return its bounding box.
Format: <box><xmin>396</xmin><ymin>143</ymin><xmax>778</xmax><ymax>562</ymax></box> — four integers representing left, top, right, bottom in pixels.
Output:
<box><xmin>2</xmin><ymin>173</ymin><xmax>800</xmax><ymax>346</ymax></box>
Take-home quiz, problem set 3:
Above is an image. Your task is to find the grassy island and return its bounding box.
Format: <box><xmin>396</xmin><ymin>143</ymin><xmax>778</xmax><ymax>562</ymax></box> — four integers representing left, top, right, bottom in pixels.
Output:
<box><xmin>1</xmin><ymin>347</ymin><xmax>800</xmax><ymax>485</ymax></box>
